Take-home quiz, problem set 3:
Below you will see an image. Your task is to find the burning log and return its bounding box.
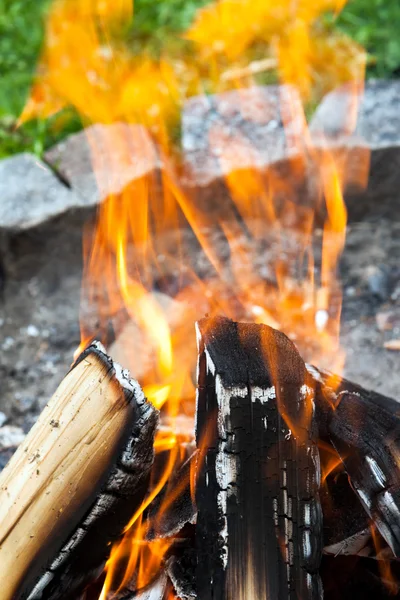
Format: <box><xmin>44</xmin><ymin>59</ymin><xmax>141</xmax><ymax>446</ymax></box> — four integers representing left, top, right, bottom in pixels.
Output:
<box><xmin>195</xmin><ymin>316</ymin><xmax>323</xmax><ymax>599</ymax></box>
<box><xmin>147</xmin><ymin>452</ymin><xmax>196</xmax><ymax>540</ymax></box>
<box><xmin>0</xmin><ymin>342</ymin><xmax>158</xmax><ymax>600</ymax></box>
<box><xmin>166</xmin><ymin>550</ymin><xmax>197</xmax><ymax>600</ymax></box>
<box><xmin>310</xmin><ymin>366</ymin><xmax>400</xmax><ymax>559</ymax></box>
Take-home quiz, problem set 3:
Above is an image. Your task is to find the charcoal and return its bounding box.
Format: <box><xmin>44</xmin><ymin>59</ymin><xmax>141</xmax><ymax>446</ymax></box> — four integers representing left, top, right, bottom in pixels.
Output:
<box><xmin>166</xmin><ymin>550</ymin><xmax>197</xmax><ymax>599</ymax></box>
<box><xmin>308</xmin><ymin>365</ymin><xmax>400</xmax><ymax>558</ymax></box>
<box><xmin>195</xmin><ymin>316</ymin><xmax>323</xmax><ymax>600</ymax></box>
<box><xmin>117</xmin><ymin>572</ymin><xmax>168</xmax><ymax>600</ymax></box>
<box><xmin>321</xmin><ymin>555</ymin><xmax>400</xmax><ymax>599</ymax></box>
<box><xmin>147</xmin><ymin>453</ymin><xmax>196</xmax><ymax>540</ymax></box>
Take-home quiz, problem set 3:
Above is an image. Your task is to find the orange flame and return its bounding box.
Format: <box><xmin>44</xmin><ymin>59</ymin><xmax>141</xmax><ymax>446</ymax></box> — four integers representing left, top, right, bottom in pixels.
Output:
<box><xmin>23</xmin><ymin>0</ymin><xmax>369</xmax><ymax>596</ymax></box>
<box><xmin>318</xmin><ymin>439</ymin><xmax>344</xmax><ymax>485</ymax></box>
<box><xmin>370</xmin><ymin>522</ymin><xmax>399</xmax><ymax>595</ymax></box>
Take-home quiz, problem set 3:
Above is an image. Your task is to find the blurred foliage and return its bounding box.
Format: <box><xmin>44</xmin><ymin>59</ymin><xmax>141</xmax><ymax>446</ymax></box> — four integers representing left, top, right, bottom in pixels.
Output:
<box><xmin>0</xmin><ymin>0</ymin><xmax>49</xmax><ymax>116</ymax></box>
<box><xmin>335</xmin><ymin>0</ymin><xmax>400</xmax><ymax>77</ymax></box>
<box><xmin>0</xmin><ymin>0</ymin><xmax>81</xmax><ymax>157</ymax></box>
<box><xmin>130</xmin><ymin>0</ymin><xmax>210</xmax><ymax>50</ymax></box>
<box><xmin>0</xmin><ymin>0</ymin><xmax>400</xmax><ymax>157</ymax></box>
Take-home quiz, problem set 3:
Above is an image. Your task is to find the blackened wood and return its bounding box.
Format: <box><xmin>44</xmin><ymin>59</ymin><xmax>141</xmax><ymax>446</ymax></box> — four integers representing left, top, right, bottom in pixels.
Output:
<box><xmin>319</xmin><ymin>446</ymin><xmax>371</xmax><ymax>556</ymax></box>
<box><xmin>321</xmin><ymin>555</ymin><xmax>400</xmax><ymax>600</ymax></box>
<box><xmin>329</xmin><ymin>390</ymin><xmax>400</xmax><ymax>558</ymax></box>
<box><xmin>195</xmin><ymin>316</ymin><xmax>323</xmax><ymax>600</ymax></box>
<box><xmin>309</xmin><ymin>365</ymin><xmax>400</xmax><ymax>557</ymax></box>
<box><xmin>147</xmin><ymin>452</ymin><xmax>196</xmax><ymax>540</ymax></box>
<box><xmin>166</xmin><ymin>550</ymin><xmax>197</xmax><ymax>599</ymax></box>
<box><xmin>321</xmin><ymin>467</ymin><xmax>390</xmax><ymax>560</ymax></box>
<box><xmin>115</xmin><ymin>572</ymin><xmax>168</xmax><ymax>600</ymax></box>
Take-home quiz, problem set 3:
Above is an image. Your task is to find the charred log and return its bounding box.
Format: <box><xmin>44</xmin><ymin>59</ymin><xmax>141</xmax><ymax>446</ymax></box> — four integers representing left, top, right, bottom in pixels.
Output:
<box><xmin>116</xmin><ymin>572</ymin><xmax>168</xmax><ymax>600</ymax></box>
<box><xmin>195</xmin><ymin>316</ymin><xmax>323</xmax><ymax>600</ymax></box>
<box><xmin>166</xmin><ymin>549</ymin><xmax>197</xmax><ymax>600</ymax></box>
<box><xmin>310</xmin><ymin>366</ymin><xmax>400</xmax><ymax>558</ymax></box>
<box><xmin>147</xmin><ymin>451</ymin><xmax>196</xmax><ymax>540</ymax></box>
<box><xmin>319</xmin><ymin>443</ymin><xmax>371</xmax><ymax>556</ymax></box>
<box><xmin>0</xmin><ymin>342</ymin><xmax>158</xmax><ymax>600</ymax></box>
<box><xmin>321</xmin><ymin>555</ymin><xmax>400</xmax><ymax>600</ymax></box>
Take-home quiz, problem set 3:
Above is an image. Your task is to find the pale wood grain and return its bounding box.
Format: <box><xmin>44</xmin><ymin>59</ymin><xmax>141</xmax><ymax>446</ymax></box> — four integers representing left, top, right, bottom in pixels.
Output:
<box><xmin>0</xmin><ymin>349</ymin><xmax>134</xmax><ymax>600</ymax></box>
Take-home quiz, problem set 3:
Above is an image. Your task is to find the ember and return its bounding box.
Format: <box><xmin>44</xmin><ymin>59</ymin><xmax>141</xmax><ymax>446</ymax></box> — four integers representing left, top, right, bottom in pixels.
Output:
<box><xmin>1</xmin><ymin>0</ymin><xmax>399</xmax><ymax>599</ymax></box>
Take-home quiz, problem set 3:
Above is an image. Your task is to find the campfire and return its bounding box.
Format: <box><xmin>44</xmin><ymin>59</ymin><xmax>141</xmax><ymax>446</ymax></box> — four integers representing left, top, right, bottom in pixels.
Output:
<box><xmin>1</xmin><ymin>0</ymin><xmax>399</xmax><ymax>599</ymax></box>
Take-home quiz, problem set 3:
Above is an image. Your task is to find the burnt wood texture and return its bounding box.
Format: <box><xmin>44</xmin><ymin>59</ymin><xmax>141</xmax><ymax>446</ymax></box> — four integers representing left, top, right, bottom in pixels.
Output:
<box><xmin>195</xmin><ymin>316</ymin><xmax>323</xmax><ymax>600</ymax></box>
<box><xmin>310</xmin><ymin>366</ymin><xmax>400</xmax><ymax>559</ymax></box>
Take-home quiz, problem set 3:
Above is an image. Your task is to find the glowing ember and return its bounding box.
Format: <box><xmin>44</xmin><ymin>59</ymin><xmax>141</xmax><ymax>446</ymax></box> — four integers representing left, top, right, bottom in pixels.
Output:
<box><xmin>23</xmin><ymin>0</ymin><xmax>369</xmax><ymax>596</ymax></box>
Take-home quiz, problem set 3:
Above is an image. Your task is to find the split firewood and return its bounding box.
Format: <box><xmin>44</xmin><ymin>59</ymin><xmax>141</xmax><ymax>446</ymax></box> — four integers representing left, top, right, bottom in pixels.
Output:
<box><xmin>321</xmin><ymin>462</ymin><xmax>393</xmax><ymax>560</ymax></box>
<box><xmin>107</xmin><ymin>571</ymin><xmax>168</xmax><ymax>600</ymax></box>
<box><xmin>147</xmin><ymin>452</ymin><xmax>196</xmax><ymax>540</ymax></box>
<box><xmin>309</xmin><ymin>365</ymin><xmax>400</xmax><ymax>559</ymax></box>
<box><xmin>320</xmin><ymin>554</ymin><xmax>400</xmax><ymax>599</ymax></box>
<box><xmin>195</xmin><ymin>316</ymin><xmax>323</xmax><ymax>600</ymax></box>
<box><xmin>0</xmin><ymin>342</ymin><xmax>158</xmax><ymax>600</ymax></box>
<box><xmin>319</xmin><ymin>443</ymin><xmax>372</xmax><ymax>557</ymax></box>
<box><xmin>166</xmin><ymin>550</ymin><xmax>197</xmax><ymax>600</ymax></box>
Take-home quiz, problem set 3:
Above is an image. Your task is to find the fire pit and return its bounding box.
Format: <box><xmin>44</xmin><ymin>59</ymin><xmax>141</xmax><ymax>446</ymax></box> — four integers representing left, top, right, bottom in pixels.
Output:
<box><xmin>0</xmin><ymin>1</ymin><xmax>400</xmax><ymax>598</ymax></box>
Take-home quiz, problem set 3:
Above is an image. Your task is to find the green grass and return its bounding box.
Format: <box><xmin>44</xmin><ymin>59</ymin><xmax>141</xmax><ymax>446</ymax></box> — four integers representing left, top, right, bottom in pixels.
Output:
<box><xmin>0</xmin><ymin>0</ymin><xmax>83</xmax><ymax>158</ymax></box>
<box><xmin>0</xmin><ymin>0</ymin><xmax>50</xmax><ymax>156</ymax></box>
<box><xmin>0</xmin><ymin>0</ymin><xmax>400</xmax><ymax>158</ymax></box>
<box><xmin>131</xmin><ymin>0</ymin><xmax>209</xmax><ymax>45</ymax></box>
<box><xmin>337</xmin><ymin>0</ymin><xmax>400</xmax><ymax>78</ymax></box>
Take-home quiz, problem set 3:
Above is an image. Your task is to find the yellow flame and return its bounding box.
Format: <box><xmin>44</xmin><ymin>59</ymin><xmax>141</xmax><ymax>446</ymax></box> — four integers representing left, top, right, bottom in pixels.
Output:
<box><xmin>22</xmin><ymin>0</ymin><xmax>370</xmax><ymax>596</ymax></box>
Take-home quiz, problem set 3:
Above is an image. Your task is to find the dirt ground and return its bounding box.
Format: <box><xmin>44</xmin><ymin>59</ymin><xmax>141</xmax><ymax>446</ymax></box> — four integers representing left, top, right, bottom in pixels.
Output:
<box><xmin>0</xmin><ymin>207</ymin><xmax>399</xmax><ymax>435</ymax></box>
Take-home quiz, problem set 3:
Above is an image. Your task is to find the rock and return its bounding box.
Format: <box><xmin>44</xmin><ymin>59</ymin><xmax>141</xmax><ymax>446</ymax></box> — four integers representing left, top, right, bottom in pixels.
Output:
<box><xmin>0</xmin><ymin>447</ymin><xmax>15</xmax><ymax>472</ymax></box>
<box><xmin>311</xmin><ymin>80</ymin><xmax>400</xmax><ymax>146</ymax></box>
<box><xmin>12</xmin><ymin>394</ymin><xmax>38</xmax><ymax>416</ymax></box>
<box><xmin>182</xmin><ymin>84</ymin><xmax>304</xmax><ymax>185</ymax></box>
<box><xmin>0</xmin><ymin>153</ymin><xmax>87</xmax><ymax>231</ymax></box>
<box><xmin>310</xmin><ymin>80</ymin><xmax>400</xmax><ymax>221</ymax></box>
<box><xmin>0</xmin><ymin>425</ymin><xmax>25</xmax><ymax>450</ymax></box>
<box><xmin>0</xmin><ymin>412</ymin><xmax>7</xmax><ymax>428</ymax></box>
<box><xmin>366</xmin><ymin>264</ymin><xmax>392</xmax><ymax>301</ymax></box>
<box><xmin>181</xmin><ymin>85</ymin><xmax>312</xmax><ymax>223</ymax></box>
<box><xmin>45</xmin><ymin>123</ymin><xmax>160</xmax><ymax>205</ymax></box>
<box><xmin>182</xmin><ymin>81</ymin><xmax>400</xmax><ymax>225</ymax></box>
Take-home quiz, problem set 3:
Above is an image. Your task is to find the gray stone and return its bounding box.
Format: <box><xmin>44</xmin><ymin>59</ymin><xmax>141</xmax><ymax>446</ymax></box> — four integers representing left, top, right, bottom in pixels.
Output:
<box><xmin>0</xmin><ymin>447</ymin><xmax>15</xmax><ymax>472</ymax></box>
<box><xmin>311</xmin><ymin>80</ymin><xmax>400</xmax><ymax>147</ymax></box>
<box><xmin>182</xmin><ymin>81</ymin><xmax>400</xmax><ymax>223</ymax></box>
<box><xmin>13</xmin><ymin>394</ymin><xmax>38</xmax><ymax>416</ymax></box>
<box><xmin>45</xmin><ymin>123</ymin><xmax>160</xmax><ymax>205</ymax></box>
<box><xmin>0</xmin><ymin>425</ymin><xmax>25</xmax><ymax>450</ymax></box>
<box><xmin>0</xmin><ymin>153</ymin><xmax>87</xmax><ymax>231</ymax></box>
<box><xmin>182</xmin><ymin>85</ymin><xmax>304</xmax><ymax>186</ymax></box>
<box><xmin>310</xmin><ymin>80</ymin><xmax>400</xmax><ymax>220</ymax></box>
<box><xmin>181</xmin><ymin>85</ymin><xmax>314</xmax><ymax>224</ymax></box>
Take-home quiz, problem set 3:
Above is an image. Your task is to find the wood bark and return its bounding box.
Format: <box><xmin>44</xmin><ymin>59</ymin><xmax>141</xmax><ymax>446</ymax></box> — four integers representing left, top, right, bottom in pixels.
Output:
<box><xmin>147</xmin><ymin>452</ymin><xmax>196</xmax><ymax>540</ymax></box>
<box><xmin>0</xmin><ymin>342</ymin><xmax>158</xmax><ymax>600</ymax></box>
<box><xmin>195</xmin><ymin>316</ymin><xmax>323</xmax><ymax>600</ymax></box>
<box><xmin>309</xmin><ymin>365</ymin><xmax>400</xmax><ymax>558</ymax></box>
